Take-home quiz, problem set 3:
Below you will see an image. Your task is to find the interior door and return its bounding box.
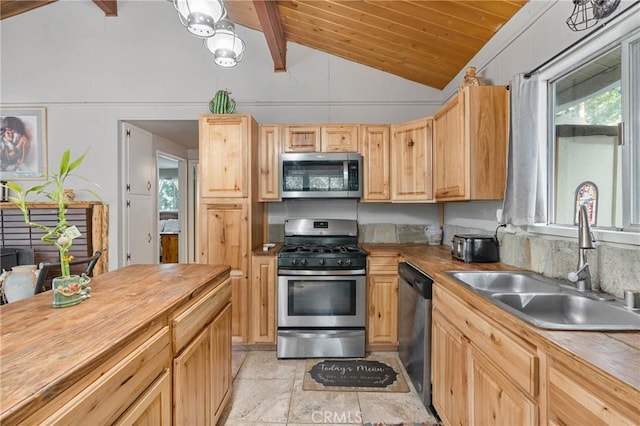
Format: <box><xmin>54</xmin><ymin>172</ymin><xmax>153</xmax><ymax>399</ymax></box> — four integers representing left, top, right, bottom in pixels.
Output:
<box><xmin>123</xmin><ymin>123</ymin><xmax>157</xmax><ymax>265</ymax></box>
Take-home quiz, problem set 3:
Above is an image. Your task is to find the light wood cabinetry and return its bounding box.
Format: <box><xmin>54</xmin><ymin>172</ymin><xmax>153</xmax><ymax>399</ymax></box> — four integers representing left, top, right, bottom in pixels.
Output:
<box><xmin>25</xmin><ymin>327</ymin><xmax>172</xmax><ymax>425</ymax></box>
<box><xmin>366</xmin><ymin>255</ymin><xmax>399</xmax><ymax>349</ymax></box>
<box><xmin>546</xmin><ymin>356</ymin><xmax>639</xmax><ymax>425</ymax></box>
<box><xmin>283</xmin><ymin>124</ymin><xmax>359</xmax><ymax>152</ymax></box>
<box><xmin>433</xmin><ymin>282</ymin><xmax>538</xmax><ymax>425</ymax></box>
<box><xmin>200</xmin><ymin>203</ymin><xmax>248</xmax><ymax>273</ymax></box>
<box><xmin>432</xmin><ymin>310</ymin><xmax>467</xmax><ymax>426</ymax></box>
<box><xmin>199</xmin><ymin>114</ymin><xmax>250</xmax><ymax>198</ymax></box>
<box><xmin>360</xmin><ymin>125</ymin><xmax>391</xmax><ymax>201</ymax></box>
<box><xmin>433</xmin><ymin>86</ymin><xmax>509</xmax><ymax>201</ymax></box>
<box><xmin>114</xmin><ymin>369</ymin><xmax>172</xmax><ymax>426</ymax></box>
<box><xmin>283</xmin><ymin>125</ymin><xmax>321</xmax><ymax>152</ymax></box>
<box><xmin>251</xmin><ymin>254</ymin><xmax>277</xmax><ymax>344</ymax></box>
<box><xmin>390</xmin><ymin>118</ymin><xmax>434</xmax><ymax>202</ymax></box>
<box><xmin>322</xmin><ymin>125</ymin><xmax>359</xmax><ymax>152</ymax></box>
<box><xmin>172</xmin><ymin>278</ymin><xmax>232</xmax><ymax>426</ymax></box>
<box><xmin>258</xmin><ymin>125</ymin><xmax>281</xmax><ymax>201</ymax></box>
<box><xmin>198</xmin><ymin>114</ymin><xmax>265</xmax><ymax>344</ymax></box>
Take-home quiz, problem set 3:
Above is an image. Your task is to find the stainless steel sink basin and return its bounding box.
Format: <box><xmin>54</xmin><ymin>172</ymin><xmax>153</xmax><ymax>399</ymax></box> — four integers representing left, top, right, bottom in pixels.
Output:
<box><xmin>491</xmin><ymin>293</ymin><xmax>640</xmax><ymax>331</ymax></box>
<box><xmin>446</xmin><ymin>271</ymin><xmax>562</xmax><ymax>294</ymax></box>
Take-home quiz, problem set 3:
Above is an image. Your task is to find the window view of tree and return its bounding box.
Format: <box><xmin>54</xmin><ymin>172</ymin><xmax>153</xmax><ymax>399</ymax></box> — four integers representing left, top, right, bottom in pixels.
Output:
<box><xmin>552</xmin><ymin>47</ymin><xmax>622</xmax><ymax>229</ymax></box>
<box><xmin>159</xmin><ymin>178</ymin><xmax>179</xmax><ymax>211</ymax></box>
<box><xmin>556</xmin><ymin>85</ymin><xmax>621</xmax><ymax>125</ymax></box>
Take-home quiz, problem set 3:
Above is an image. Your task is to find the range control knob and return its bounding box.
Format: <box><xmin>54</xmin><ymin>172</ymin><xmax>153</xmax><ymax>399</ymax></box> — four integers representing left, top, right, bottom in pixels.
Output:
<box><xmin>345</xmin><ymin>259</ymin><xmax>352</xmax><ymax>265</ymax></box>
<box><xmin>300</xmin><ymin>259</ymin><xmax>308</xmax><ymax>266</ymax></box>
<box><xmin>291</xmin><ymin>259</ymin><xmax>298</xmax><ymax>265</ymax></box>
<box><xmin>318</xmin><ymin>259</ymin><xmax>325</xmax><ymax>266</ymax></box>
<box><xmin>337</xmin><ymin>259</ymin><xmax>343</xmax><ymax>265</ymax></box>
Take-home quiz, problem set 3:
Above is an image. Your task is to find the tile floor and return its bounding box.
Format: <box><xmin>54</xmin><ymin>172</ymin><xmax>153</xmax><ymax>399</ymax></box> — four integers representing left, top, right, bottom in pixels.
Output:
<box><xmin>218</xmin><ymin>350</ymin><xmax>439</xmax><ymax>425</ymax></box>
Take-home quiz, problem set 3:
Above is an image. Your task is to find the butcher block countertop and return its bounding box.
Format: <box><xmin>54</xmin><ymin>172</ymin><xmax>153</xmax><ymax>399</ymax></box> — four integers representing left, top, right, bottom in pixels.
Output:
<box><xmin>0</xmin><ymin>263</ymin><xmax>230</xmax><ymax>422</ymax></box>
<box><xmin>361</xmin><ymin>243</ymin><xmax>640</xmax><ymax>394</ymax></box>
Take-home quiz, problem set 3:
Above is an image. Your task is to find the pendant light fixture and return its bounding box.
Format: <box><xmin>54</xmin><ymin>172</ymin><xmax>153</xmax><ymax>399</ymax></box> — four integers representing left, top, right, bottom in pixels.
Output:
<box><xmin>566</xmin><ymin>0</ymin><xmax>621</xmax><ymax>31</ymax></box>
<box><xmin>174</xmin><ymin>0</ymin><xmax>225</xmax><ymax>38</ymax></box>
<box><xmin>204</xmin><ymin>19</ymin><xmax>246</xmax><ymax>67</ymax></box>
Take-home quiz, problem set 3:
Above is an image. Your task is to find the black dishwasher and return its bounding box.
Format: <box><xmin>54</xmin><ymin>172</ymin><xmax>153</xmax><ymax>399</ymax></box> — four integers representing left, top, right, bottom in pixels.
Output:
<box><xmin>398</xmin><ymin>261</ymin><xmax>436</xmax><ymax>415</ymax></box>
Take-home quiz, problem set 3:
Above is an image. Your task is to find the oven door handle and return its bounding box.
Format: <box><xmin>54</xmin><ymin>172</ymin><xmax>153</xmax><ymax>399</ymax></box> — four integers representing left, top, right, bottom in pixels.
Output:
<box><xmin>278</xmin><ymin>330</ymin><xmax>364</xmax><ymax>338</ymax></box>
<box><xmin>278</xmin><ymin>269</ymin><xmax>366</xmax><ymax>276</ymax></box>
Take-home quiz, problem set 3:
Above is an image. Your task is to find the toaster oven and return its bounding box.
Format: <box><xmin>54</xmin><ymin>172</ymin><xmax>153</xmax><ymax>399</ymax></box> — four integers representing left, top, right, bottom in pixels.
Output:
<box><xmin>451</xmin><ymin>234</ymin><xmax>500</xmax><ymax>263</ymax></box>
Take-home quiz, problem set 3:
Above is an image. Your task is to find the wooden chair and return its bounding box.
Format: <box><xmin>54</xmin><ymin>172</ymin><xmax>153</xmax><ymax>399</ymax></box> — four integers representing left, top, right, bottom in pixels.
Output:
<box><xmin>34</xmin><ymin>251</ymin><xmax>103</xmax><ymax>295</ymax></box>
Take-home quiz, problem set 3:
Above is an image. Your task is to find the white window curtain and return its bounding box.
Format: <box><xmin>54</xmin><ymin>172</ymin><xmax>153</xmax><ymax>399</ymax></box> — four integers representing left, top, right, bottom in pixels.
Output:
<box><xmin>501</xmin><ymin>73</ymin><xmax>547</xmax><ymax>226</ymax></box>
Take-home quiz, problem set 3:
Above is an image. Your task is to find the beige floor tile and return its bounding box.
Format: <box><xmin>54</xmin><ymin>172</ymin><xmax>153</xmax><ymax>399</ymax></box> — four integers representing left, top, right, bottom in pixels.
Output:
<box><xmin>223</xmin><ymin>378</ymin><xmax>293</xmax><ymax>424</ymax></box>
<box><xmin>231</xmin><ymin>350</ymin><xmax>247</xmax><ymax>380</ymax></box>
<box><xmin>288</xmin><ymin>389</ymin><xmax>362</xmax><ymax>424</ymax></box>
<box><xmin>357</xmin><ymin>391</ymin><xmax>435</xmax><ymax>424</ymax></box>
<box><xmin>238</xmin><ymin>350</ymin><xmax>299</xmax><ymax>380</ymax></box>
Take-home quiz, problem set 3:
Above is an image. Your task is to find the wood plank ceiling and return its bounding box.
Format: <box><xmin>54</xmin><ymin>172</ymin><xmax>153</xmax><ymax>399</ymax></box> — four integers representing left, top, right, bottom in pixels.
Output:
<box><xmin>0</xmin><ymin>0</ymin><xmax>527</xmax><ymax>89</ymax></box>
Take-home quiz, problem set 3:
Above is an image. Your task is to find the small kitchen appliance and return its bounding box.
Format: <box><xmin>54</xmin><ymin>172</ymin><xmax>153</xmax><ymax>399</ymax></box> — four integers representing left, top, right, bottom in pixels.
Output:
<box><xmin>451</xmin><ymin>234</ymin><xmax>500</xmax><ymax>263</ymax></box>
<box><xmin>277</xmin><ymin>219</ymin><xmax>367</xmax><ymax>358</ymax></box>
<box><xmin>280</xmin><ymin>152</ymin><xmax>362</xmax><ymax>199</ymax></box>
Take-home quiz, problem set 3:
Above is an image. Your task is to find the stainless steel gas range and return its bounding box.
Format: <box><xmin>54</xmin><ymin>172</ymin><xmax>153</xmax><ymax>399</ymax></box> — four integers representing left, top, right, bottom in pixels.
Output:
<box><xmin>277</xmin><ymin>219</ymin><xmax>367</xmax><ymax>359</ymax></box>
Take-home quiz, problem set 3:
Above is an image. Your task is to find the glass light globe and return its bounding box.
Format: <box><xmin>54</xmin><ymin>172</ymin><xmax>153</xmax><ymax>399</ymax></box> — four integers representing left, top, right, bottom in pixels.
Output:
<box><xmin>205</xmin><ymin>19</ymin><xmax>246</xmax><ymax>67</ymax></box>
<box><xmin>174</xmin><ymin>0</ymin><xmax>225</xmax><ymax>38</ymax></box>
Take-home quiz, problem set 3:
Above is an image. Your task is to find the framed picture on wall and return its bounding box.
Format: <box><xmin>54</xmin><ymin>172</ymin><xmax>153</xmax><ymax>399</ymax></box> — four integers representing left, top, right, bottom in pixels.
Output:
<box><xmin>0</xmin><ymin>106</ymin><xmax>47</xmax><ymax>180</ymax></box>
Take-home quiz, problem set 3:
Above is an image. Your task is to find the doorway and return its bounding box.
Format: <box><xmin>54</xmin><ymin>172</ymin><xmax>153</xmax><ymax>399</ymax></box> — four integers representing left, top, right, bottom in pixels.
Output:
<box><xmin>158</xmin><ymin>153</ymin><xmax>187</xmax><ymax>263</ymax></box>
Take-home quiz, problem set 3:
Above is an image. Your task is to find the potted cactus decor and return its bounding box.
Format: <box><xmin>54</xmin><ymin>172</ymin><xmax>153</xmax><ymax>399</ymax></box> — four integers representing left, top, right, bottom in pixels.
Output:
<box><xmin>2</xmin><ymin>149</ymin><xmax>103</xmax><ymax>307</ymax></box>
<box><xmin>209</xmin><ymin>89</ymin><xmax>236</xmax><ymax>114</ymax></box>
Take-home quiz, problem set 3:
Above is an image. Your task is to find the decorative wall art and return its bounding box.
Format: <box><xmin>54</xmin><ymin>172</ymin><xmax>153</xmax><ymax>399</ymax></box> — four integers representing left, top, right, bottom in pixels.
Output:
<box><xmin>0</xmin><ymin>107</ymin><xmax>47</xmax><ymax>180</ymax></box>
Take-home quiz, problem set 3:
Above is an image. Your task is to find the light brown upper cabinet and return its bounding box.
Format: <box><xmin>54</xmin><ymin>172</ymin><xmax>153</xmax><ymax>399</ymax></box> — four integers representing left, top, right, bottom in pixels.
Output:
<box><xmin>433</xmin><ymin>86</ymin><xmax>509</xmax><ymax>201</ymax></box>
<box><xmin>199</xmin><ymin>114</ymin><xmax>251</xmax><ymax>198</ymax></box>
<box><xmin>360</xmin><ymin>125</ymin><xmax>391</xmax><ymax>202</ymax></box>
<box><xmin>283</xmin><ymin>125</ymin><xmax>359</xmax><ymax>153</ymax></box>
<box><xmin>390</xmin><ymin>118</ymin><xmax>434</xmax><ymax>202</ymax></box>
<box><xmin>321</xmin><ymin>125</ymin><xmax>359</xmax><ymax>152</ymax></box>
<box><xmin>258</xmin><ymin>125</ymin><xmax>281</xmax><ymax>201</ymax></box>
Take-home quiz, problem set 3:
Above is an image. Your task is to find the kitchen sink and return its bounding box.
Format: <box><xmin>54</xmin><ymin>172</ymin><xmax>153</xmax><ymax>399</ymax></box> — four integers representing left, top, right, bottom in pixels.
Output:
<box><xmin>445</xmin><ymin>270</ymin><xmax>640</xmax><ymax>331</ymax></box>
<box><xmin>491</xmin><ymin>293</ymin><xmax>640</xmax><ymax>331</ymax></box>
<box><xmin>446</xmin><ymin>271</ymin><xmax>562</xmax><ymax>294</ymax></box>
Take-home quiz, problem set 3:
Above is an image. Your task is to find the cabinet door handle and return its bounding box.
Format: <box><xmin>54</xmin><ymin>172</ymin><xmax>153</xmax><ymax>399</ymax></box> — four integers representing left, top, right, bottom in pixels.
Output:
<box><xmin>147</xmin><ymin>233</ymin><xmax>152</xmax><ymax>243</ymax></box>
<box><xmin>147</xmin><ymin>181</ymin><xmax>152</xmax><ymax>191</ymax></box>
<box><xmin>408</xmin><ymin>140</ymin><xmax>415</xmax><ymax>147</ymax></box>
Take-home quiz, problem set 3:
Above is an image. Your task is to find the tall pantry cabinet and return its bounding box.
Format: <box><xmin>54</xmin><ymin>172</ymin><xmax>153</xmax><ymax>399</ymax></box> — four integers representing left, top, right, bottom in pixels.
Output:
<box><xmin>198</xmin><ymin>114</ymin><xmax>266</xmax><ymax>343</ymax></box>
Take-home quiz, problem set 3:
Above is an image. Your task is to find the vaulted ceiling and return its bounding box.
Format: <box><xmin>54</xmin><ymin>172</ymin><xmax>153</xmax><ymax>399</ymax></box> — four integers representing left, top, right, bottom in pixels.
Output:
<box><xmin>0</xmin><ymin>0</ymin><xmax>528</xmax><ymax>89</ymax></box>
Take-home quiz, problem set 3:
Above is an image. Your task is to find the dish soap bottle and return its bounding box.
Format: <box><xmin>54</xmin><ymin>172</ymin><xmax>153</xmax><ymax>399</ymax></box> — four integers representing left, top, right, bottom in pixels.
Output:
<box><xmin>425</xmin><ymin>224</ymin><xmax>442</xmax><ymax>246</ymax></box>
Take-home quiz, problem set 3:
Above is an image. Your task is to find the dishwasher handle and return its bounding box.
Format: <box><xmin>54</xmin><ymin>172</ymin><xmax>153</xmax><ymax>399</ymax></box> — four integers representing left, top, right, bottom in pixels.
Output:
<box><xmin>398</xmin><ymin>262</ymin><xmax>434</xmax><ymax>299</ymax></box>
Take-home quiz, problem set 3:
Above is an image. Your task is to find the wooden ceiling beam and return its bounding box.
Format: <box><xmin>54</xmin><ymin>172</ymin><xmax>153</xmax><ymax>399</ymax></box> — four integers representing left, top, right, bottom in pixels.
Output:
<box><xmin>0</xmin><ymin>0</ymin><xmax>57</xmax><ymax>20</ymax></box>
<box><xmin>253</xmin><ymin>0</ymin><xmax>286</xmax><ymax>72</ymax></box>
<box><xmin>93</xmin><ymin>0</ymin><xmax>117</xmax><ymax>16</ymax></box>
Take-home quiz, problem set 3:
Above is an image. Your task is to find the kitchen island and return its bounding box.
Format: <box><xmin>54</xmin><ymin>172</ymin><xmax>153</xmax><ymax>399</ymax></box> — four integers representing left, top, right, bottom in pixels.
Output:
<box><xmin>0</xmin><ymin>263</ymin><xmax>231</xmax><ymax>425</ymax></box>
<box><xmin>363</xmin><ymin>243</ymin><xmax>640</xmax><ymax>425</ymax></box>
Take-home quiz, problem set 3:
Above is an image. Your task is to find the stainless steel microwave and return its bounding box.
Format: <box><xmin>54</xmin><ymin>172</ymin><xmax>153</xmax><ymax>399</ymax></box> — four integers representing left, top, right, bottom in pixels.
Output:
<box><xmin>280</xmin><ymin>152</ymin><xmax>362</xmax><ymax>199</ymax></box>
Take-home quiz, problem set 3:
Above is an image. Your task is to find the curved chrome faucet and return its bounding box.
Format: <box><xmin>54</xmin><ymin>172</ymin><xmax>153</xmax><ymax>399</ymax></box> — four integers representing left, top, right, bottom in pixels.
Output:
<box><xmin>568</xmin><ymin>204</ymin><xmax>596</xmax><ymax>291</ymax></box>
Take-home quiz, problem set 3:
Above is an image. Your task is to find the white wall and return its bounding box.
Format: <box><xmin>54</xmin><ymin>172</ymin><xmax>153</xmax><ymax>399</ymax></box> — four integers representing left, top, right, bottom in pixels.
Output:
<box><xmin>0</xmin><ymin>0</ymin><xmax>441</xmax><ymax>269</ymax></box>
<box><xmin>3</xmin><ymin>0</ymin><xmax>637</xmax><ymax>267</ymax></box>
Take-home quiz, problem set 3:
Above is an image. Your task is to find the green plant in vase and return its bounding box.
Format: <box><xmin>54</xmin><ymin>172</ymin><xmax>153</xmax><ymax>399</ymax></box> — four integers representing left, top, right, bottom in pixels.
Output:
<box><xmin>3</xmin><ymin>149</ymin><xmax>103</xmax><ymax>307</ymax></box>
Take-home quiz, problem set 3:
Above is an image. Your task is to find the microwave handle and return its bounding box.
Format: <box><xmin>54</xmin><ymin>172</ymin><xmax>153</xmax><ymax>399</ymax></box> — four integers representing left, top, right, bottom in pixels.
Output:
<box><xmin>343</xmin><ymin>161</ymin><xmax>349</xmax><ymax>190</ymax></box>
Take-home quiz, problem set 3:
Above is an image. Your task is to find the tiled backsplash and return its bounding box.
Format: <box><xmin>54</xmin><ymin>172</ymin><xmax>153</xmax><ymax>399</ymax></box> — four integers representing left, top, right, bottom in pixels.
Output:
<box><xmin>268</xmin><ymin>222</ymin><xmax>640</xmax><ymax>299</ymax></box>
<box><xmin>497</xmin><ymin>227</ymin><xmax>640</xmax><ymax>299</ymax></box>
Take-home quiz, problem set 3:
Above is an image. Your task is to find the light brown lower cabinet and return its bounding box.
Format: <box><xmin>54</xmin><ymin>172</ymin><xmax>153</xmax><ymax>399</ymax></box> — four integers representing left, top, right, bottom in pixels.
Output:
<box><xmin>432</xmin><ymin>279</ymin><xmax>640</xmax><ymax>426</ymax></box>
<box><xmin>22</xmin><ymin>327</ymin><xmax>172</xmax><ymax>425</ymax></box>
<box><xmin>432</xmin><ymin>283</ymin><xmax>538</xmax><ymax>425</ymax></box>
<box><xmin>546</xmin><ymin>356</ymin><xmax>639</xmax><ymax>425</ymax></box>
<box><xmin>172</xmin><ymin>279</ymin><xmax>232</xmax><ymax>426</ymax></box>
<box><xmin>251</xmin><ymin>254</ymin><xmax>277</xmax><ymax>344</ymax></box>
<box><xmin>114</xmin><ymin>369</ymin><xmax>172</xmax><ymax>425</ymax></box>
<box><xmin>366</xmin><ymin>255</ymin><xmax>399</xmax><ymax>350</ymax></box>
